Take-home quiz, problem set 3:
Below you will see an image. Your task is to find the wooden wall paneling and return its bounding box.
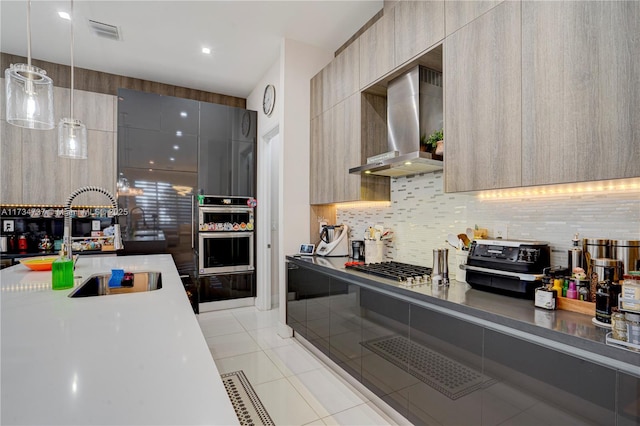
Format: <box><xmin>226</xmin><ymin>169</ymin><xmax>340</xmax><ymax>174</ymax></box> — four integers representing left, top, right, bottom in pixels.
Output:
<box><xmin>444</xmin><ymin>0</ymin><xmax>503</xmax><ymax>36</ymax></box>
<box><xmin>444</xmin><ymin>1</ymin><xmax>522</xmax><ymax>192</ymax></box>
<box><xmin>360</xmin><ymin>93</ymin><xmax>390</xmax><ymax>201</ymax></box>
<box><xmin>0</xmin><ymin>53</ymin><xmax>246</xmax><ymax>108</ymax></box>
<box><xmin>1</xmin><ymin>120</ymin><xmax>24</xmax><ymax>204</ymax></box>
<box><xmin>360</xmin><ymin>8</ymin><xmax>396</xmax><ymax>89</ymax></box>
<box><xmin>394</xmin><ymin>1</ymin><xmax>445</xmax><ymax>67</ymax></box>
<box><xmin>309</xmin><ymin>204</ymin><xmax>337</xmax><ymax>244</ymax></box>
<box><xmin>522</xmin><ymin>1</ymin><xmax>640</xmax><ymax>185</ymax></box>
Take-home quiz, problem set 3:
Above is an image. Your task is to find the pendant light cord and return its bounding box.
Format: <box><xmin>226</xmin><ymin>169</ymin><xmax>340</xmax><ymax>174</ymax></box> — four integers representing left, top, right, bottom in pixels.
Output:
<box><xmin>26</xmin><ymin>0</ymin><xmax>32</xmax><ymax>66</ymax></box>
<box><xmin>70</xmin><ymin>0</ymin><xmax>75</xmax><ymax>120</ymax></box>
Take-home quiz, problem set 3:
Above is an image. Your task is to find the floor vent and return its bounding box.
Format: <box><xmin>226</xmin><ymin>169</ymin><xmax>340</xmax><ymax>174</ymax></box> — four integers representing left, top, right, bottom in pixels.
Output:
<box><xmin>362</xmin><ymin>335</ymin><xmax>496</xmax><ymax>400</ymax></box>
<box><xmin>88</xmin><ymin>19</ymin><xmax>121</xmax><ymax>41</ymax></box>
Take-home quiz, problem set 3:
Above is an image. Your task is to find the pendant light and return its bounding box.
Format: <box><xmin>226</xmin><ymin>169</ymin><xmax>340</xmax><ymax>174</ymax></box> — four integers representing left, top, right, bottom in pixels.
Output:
<box><xmin>4</xmin><ymin>0</ymin><xmax>55</xmax><ymax>130</ymax></box>
<box><xmin>58</xmin><ymin>0</ymin><xmax>87</xmax><ymax>159</ymax></box>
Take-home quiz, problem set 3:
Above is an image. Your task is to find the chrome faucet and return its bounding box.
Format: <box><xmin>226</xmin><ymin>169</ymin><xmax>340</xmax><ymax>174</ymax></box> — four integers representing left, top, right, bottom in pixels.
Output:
<box><xmin>63</xmin><ymin>186</ymin><xmax>123</xmax><ymax>259</ymax></box>
<box><xmin>128</xmin><ymin>206</ymin><xmax>147</xmax><ymax>234</ymax></box>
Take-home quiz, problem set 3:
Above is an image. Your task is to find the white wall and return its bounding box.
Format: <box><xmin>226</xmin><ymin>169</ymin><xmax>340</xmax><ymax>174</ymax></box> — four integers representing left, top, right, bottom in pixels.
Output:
<box><xmin>247</xmin><ymin>38</ymin><xmax>332</xmax><ymax>315</ymax></box>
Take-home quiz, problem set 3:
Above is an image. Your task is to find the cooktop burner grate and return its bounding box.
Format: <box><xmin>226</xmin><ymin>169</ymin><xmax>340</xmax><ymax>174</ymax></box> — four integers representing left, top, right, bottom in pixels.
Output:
<box><xmin>345</xmin><ymin>261</ymin><xmax>432</xmax><ymax>283</ymax></box>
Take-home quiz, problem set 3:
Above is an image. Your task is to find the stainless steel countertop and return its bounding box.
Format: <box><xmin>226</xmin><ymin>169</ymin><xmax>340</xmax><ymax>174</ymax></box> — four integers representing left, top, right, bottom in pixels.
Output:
<box><xmin>286</xmin><ymin>255</ymin><xmax>640</xmax><ymax>376</ymax></box>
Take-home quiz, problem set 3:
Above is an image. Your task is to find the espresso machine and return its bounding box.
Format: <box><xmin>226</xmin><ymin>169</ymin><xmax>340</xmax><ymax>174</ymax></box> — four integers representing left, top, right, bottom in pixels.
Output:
<box><xmin>316</xmin><ymin>224</ymin><xmax>349</xmax><ymax>257</ymax></box>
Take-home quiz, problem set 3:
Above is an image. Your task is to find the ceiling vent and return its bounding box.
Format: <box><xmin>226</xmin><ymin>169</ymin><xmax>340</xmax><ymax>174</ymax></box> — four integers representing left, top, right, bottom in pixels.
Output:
<box><xmin>88</xmin><ymin>20</ymin><xmax>121</xmax><ymax>41</ymax></box>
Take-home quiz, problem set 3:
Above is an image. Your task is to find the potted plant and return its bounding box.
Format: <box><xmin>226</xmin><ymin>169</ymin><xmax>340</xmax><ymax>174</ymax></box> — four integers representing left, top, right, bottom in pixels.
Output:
<box><xmin>425</xmin><ymin>129</ymin><xmax>444</xmax><ymax>159</ymax></box>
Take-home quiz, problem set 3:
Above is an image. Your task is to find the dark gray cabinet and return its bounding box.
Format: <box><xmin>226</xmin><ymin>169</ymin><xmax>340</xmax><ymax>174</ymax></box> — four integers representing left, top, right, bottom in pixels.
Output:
<box><xmin>199</xmin><ymin>104</ymin><xmax>256</xmax><ymax>196</ymax></box>
<box><xmin>286</xmin><ymin>261</ymin><xmax>640</xmax><ymax>425</ymax></box>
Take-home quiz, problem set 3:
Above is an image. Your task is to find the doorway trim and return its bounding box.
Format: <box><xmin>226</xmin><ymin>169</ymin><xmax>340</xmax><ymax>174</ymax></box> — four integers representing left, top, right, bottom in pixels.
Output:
<box><xmin>256</xmin><ymin>124</ymin><xmax>280</xmax><ymax>311</ymax></box>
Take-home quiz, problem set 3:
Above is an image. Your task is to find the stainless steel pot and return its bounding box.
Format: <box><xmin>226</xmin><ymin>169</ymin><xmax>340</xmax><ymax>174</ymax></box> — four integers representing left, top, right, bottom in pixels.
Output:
<box><xmin>610</xmin><ymin>239</ymin><xmax>640</xmax><ymax>274</ymax></box>
<box><xmin>583</xmin><ymin>238</ymin><xmax>610</xmax><ymax>275</ymax></box>
<box><xmin>591</xmin><ymin>258</ymin><xmax>623</xmax><ymax>283</ymax></box>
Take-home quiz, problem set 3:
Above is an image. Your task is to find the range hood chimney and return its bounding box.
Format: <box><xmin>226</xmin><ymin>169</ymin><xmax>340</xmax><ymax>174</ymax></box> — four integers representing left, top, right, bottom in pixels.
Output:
<box><xmin>349</xmin><ymin>66</ymin><xmax>443</xmax><ymax>177</ymax></box>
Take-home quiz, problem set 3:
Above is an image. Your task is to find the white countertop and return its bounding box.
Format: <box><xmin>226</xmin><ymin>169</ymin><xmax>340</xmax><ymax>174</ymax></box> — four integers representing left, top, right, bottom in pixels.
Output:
<box><xmin>1</xmin><ymin>254</ymin><xmax>238</xmax><ymax>425</ymax></box>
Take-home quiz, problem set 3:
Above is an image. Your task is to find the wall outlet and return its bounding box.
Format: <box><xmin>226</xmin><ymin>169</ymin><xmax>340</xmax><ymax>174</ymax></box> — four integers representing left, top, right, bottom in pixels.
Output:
<box><xmin>494</xmin><ymin>223</ymin><xmax>508</xmax><ymax>239</ymax></box>
<box><xmin>319</xmin><ymin>221</ymin><xmax>327</xmax><ymax>235</ymax></box>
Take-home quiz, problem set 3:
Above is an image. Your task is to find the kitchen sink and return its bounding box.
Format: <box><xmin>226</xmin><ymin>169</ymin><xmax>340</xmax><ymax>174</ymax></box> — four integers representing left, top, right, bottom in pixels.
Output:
<box><xmin>68</xmin><ymin>271</ymin><xmax>162</xmax><ymax>298</ymax></box>
<box><xmin>122</xmin><ymin>230</ymin><xmax>168</xmax><ymax>254</ymax></box>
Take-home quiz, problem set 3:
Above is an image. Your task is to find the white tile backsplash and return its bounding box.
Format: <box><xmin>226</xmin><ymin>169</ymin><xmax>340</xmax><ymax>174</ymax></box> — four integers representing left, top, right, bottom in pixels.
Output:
<box><xmin>337</xmin><ymin>171</ymin><xmax>640</xmax><ymax>268</ymax></box>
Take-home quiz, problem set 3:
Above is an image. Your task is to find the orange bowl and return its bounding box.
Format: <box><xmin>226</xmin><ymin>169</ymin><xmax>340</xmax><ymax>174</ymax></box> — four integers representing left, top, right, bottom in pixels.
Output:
<box><xmin>19</xmin><ymin>256</ymin><xmax>58</xmax><ymax>271</ymax></box>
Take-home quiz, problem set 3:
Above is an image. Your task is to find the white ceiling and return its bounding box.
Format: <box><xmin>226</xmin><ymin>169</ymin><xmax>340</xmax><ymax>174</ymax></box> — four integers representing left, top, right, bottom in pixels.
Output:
<box><xmin>0</xmin><ymin>0</ymin><xmax>383</xmax><ymax>98</ymax></box>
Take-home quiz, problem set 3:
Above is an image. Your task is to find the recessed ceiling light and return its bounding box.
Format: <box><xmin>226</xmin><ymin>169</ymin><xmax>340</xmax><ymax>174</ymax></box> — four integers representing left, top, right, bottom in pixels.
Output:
<box><xmin>180</xmin><ymin>111</ymin><xmax>187</xmax><ymax>118</ymax></box>
<box><xmin>149</xmin><ymin>160</ymin><xmax>155</xmax><ymax>165</ymax></box>
<box><xmin>169</xmin><ymin>157</ymin><xmax>175</xmax><ymax>162</ymax></box>
<box><xmin>202</xmin><ymin>47</ymin><xmax>211</xmax><ymax>55</ymax></box>
<box><xmin>58</xmin><ymin>11</ymin><xmax>71</xmax><ymax>20</ymax></box>
<box><xmin>176</xmin><ymin>131</ymin><xmax>182</xmax><ymax>137</ymax></box>
<box><xmin>173</xmin><ymin>145</ymin><xmax>180</xmax><ymax>150</ymax></box>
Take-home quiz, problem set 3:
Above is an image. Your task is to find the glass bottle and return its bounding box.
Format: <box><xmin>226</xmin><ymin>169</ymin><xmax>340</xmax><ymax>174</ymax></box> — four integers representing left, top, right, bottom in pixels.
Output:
<box><xmin>52</xmin><ymin>245</ymin><xmax>74</xmax><ymax>290</ymax></box>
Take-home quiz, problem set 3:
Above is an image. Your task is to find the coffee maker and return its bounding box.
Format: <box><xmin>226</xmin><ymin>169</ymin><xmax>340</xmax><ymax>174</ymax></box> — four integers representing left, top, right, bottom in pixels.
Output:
<box><xmin>316</xmin><ymin>224</ymin><xmax>349</xmax><ymax>257</ymax></box>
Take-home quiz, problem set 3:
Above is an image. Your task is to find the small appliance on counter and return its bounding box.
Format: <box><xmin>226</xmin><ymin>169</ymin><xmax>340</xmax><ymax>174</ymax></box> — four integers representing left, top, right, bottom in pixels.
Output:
<box><xmin>316</xmin><ymin>224</ymin><xmax>349</xmax><ymax>257</ymax></box>
<box><xmin>464</xmin><ymin>239</ymin><xmax>551</xmax><ymax>298</ymax></box>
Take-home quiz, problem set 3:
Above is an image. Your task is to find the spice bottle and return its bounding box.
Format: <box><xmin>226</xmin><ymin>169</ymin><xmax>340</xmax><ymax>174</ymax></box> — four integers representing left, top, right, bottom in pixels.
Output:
<box><xmin>611</xmin><ymin>309</ymin><xmax>627</xmax><ymax>342</ymax></box>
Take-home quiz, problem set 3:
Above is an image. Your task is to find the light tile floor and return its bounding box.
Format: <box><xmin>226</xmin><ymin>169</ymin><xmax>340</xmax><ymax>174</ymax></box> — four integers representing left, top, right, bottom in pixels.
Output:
<box><xmin>199</xmin><ymin>306</ymin><xmax>401</xmax><ymax>426</ymax></box>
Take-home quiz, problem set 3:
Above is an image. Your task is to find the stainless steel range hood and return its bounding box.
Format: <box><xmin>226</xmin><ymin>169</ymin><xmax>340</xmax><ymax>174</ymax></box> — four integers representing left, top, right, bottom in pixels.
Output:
<box><xmin>350</xmin><ymin>66</ymin><xmax>443</xmax><ymax>177</ymax></box>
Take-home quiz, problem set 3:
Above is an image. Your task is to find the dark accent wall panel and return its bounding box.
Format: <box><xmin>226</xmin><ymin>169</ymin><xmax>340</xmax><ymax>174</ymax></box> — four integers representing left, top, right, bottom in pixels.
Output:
<box><xmin>1</xmin><ymin>52</ymin><xmax>245</xmax><ymax>108</ymax></box>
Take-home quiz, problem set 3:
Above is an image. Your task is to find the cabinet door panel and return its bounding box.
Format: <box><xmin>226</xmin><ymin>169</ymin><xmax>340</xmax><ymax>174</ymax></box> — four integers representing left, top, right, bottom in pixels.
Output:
<box><xmin>360</xmin><ymin>9</ymin><xmax>395</xmax><ymax>89</ymax></box>
<box><xmin>22</xmin><ymin>127</ymin><xmax>69</xmax><ymax>205</ymax></box>
<box><xmin>444</xmin><ymin>1</ymin><xmax>521</xmax><ymax>192</ymax></box>
<box><xmin>444</xmin><ymin>0</ymin><xmax>503</xmax><ymax>36</ymax></box>
<box><xmin>395</xmin><ymin>1</ymin><xmax>445</xmax><ymax>66</ymax></box>
<box><xmin>360</xmin><ymin>288</ymin><xmax>416</xmax><ymax>417</ymax></box>
<box><xmin>406</xmin><ymin>304</ymin><xmax>484</xmax><ymax>425</ymax></box>
<box><xmin>522</xmin><ymin>1</ymin><xmax>640</xmax><ymax>185</ymax></box>
<box><xmin>484</xmin><ymin>329</ymin><xmax>616</xmax><ymax>425</ymax></box>
<box><xmin>69</xmin><ymin>130</ymin><xmax>116</xmax><ymax>205</ymax></box>
<box><xmin>334</xmin><ymin>39</ymin><xmax>360</xmax><ymax>104</ymax></box>
<box><xmin>310</xmin><ymin>72</ymin><xmax>323</xmax><ymax>119</ymax></box>
<box><xmin>329</xmin><ymin>280</ymin><xmax>361</xmax><ymax>380</ymax></box>
<box><xmin>286</xmin><ymin>263</ymin><xmax>307</xmax><ymax>338</ymax></box>
<box><xmin>304</xmin><ymin>270</ymin><xmax>332</xmax><ymax>356</ymax></box>
<box><xmin>1</xmin><ymin>120</ymin><xmax>23</xmax><ymax>204</ymax></box>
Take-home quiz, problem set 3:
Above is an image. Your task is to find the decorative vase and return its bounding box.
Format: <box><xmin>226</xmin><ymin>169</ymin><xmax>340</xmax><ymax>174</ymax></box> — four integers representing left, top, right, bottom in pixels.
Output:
<box><xmin>435</xmin><ymin>140</ymin><xmax>444</xmax><ymax>156</ymax></box>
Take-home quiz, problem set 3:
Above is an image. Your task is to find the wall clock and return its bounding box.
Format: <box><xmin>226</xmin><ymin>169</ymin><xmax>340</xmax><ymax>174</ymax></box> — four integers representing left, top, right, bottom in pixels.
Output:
<box><xmin>241</xmin><ymin>111</ymin><xmax>251</xmax><ymax>137</ymax></box>
<box><xmin>263</xmin><ymin>84</ymin><xmax>275</xmax><ymax>117</ymax></box>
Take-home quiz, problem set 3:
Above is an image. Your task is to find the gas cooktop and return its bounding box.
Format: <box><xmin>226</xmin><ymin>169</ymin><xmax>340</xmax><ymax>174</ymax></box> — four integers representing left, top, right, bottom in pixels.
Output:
<box><xmin>345</xmin><ymin>261</ymin><xmax>432</xmax><ymax>285</ymax></box>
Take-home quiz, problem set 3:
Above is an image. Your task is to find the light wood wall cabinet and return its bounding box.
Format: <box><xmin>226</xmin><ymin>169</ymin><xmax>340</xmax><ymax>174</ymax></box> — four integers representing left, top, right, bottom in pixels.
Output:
<box><xmin>0</xmin><ymin>83</ymin><xmax>116</xmax><ymax>206</ymax></box>
<box><xmin>309</xmin><ymin>92</ymin><xmax>389</xmax><ymax>205</ymax></box>
<box><xmin>444</xmin><ymin>1</ymin><xmax>522</xmax><ymax>192</ymax></box>
<box><xmin>394</xmin><ymin>1</ymin><xmax>445</xmax><ymax>67</ymax></box>
<box><xmin>521</xmin><ymin>1</ymin><xmax>640</xmax><ymax>185</ymax></box>
<box><xmin>444</xmin><ymin>0</ymin><xmax>503</xmax><ymax>36</ymax></box>
<box><xmin>360</xmin><ymin>8</ymin><xmax>395</xmax><ymax>89</ymax></box>
<box><xmin>310</xmin><ymin>39</ymin><xmax>360</xmax><ymax>120</ymax></box>
<box><xmin>310</xmin><ymin>95</ymin><xmax>363</xmax><ymax>204</ymax></box>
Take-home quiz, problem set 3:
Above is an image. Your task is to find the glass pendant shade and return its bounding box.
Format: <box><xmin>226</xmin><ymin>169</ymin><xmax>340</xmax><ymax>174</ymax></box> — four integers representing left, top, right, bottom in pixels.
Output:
<box><xmin>5</xmin><ymin>63</ymin><xmax>55</xmax><ymax>130</ymax></box>
<box><xmin>58</xmin><ymin>118</ymin><xmax>87</xmax><ymax>159</ymax></box>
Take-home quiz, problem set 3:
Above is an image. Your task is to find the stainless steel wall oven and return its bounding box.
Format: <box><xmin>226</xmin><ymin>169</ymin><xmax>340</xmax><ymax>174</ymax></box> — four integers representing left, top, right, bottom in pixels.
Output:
<box><xmin>197</xmin><ymin>196</ymin><xmax>255</xmax><ymax>276</ymax></box>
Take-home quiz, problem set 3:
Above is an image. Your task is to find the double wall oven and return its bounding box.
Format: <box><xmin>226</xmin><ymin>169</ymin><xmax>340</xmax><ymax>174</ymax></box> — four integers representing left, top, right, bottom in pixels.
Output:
<box><xmin>197</xmin><ymin>196</ymin><xmax>256</xmax><ymax>310</ymax></box>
